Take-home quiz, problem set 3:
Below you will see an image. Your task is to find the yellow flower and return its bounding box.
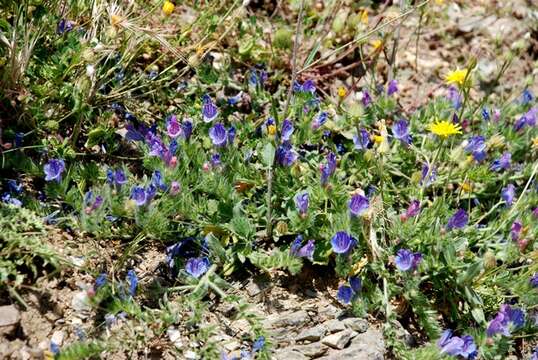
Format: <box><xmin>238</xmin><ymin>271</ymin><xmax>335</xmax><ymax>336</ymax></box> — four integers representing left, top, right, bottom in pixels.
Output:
<box><xmin>460</xmin><ymin>181</ymin><xmax>472</xmax><ymax>192</ymax></box>
<box><xmin>337</xmin><ymin>87</ymin><xmax>347</xmax><ymax>98</ymax></box>
<box><xmin>162</xmin><ymin>1</ymin><xmax>175</xmax><ymax>16</ymax></box>
<box><xmin>110</xmin><ymin>14</ymin><xmax>122</xmax><ymax>26</ymax></box>
<box><xmin>267</xmin><ymin>125</ymin><xmax>276</xmax><ymax>136</ymax></box>
<box><xmin>435</xmin><ymin>0</ymin><xmax>444</xmax><ymax>4</ymax></box>
<box><xmin>373</xmin><ymin>135</ymin><xmax>384</xmax><ymax>144</ymax></box>
<box><xmin>445</xmin><ymin>68</ymin><xmax>469</xmax><ymax>86</ymax></box>
<box><xmin>428</xmin><ymin>120</ymin><xmax>462</xmax><ymax>138</ymax></box>
<box><xmin>371</xmin><ymin>39</ymin><xmax>383</xmax><ymax>50</ymax></box>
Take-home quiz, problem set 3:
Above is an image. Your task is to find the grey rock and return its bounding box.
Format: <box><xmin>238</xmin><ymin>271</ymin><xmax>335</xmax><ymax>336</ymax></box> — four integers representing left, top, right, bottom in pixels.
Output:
<box><xmin>342</xmin><ymin>318</ymin><xmax>368</xmax><ymax>333</ymax></box>
<box><xmin>317</xmin><ymin>304</ymin><xmax>339</xmax><ymax>321</ymax></box>
<box><xmin>296</xmin><ymin>325</ymin><xmax>327</xmax><ymax>342</ymax></box>
<box><xmin>321</xmin><ymin>329</ymin><xmax>355</xmax><ymax>349</ymax></box>
<box><xmin>476</xmin><ymin>59</ymin><xmax>497</xmax><ymax>80</ymax></box>
<box><xmin>274</xmin><ymin>349</ymin><xmax>308</xmax><ymax>360</ymax></box>
<box><xmin>0</xmin><ymin>305</ymin><xmax>20</xmax><ymax>327</ymax></box>
<box><xmin>293</xmin><ymin>342</ymin><xmax>328</xmax><ymax>358</ymax></box>
<box><xmin>266</xmin><ymin>310</ymin><xmax>309</xmax><ymax>329</ymax></box>
<box><xmin>323</xmin><ymin>319</ymin><xmax>345</xmax><ymax>333</ymax></box>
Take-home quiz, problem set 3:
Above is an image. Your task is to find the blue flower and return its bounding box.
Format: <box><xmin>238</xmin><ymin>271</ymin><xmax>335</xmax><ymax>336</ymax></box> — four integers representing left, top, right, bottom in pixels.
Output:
<box><xmin>228</xmin><ymin>126</ymin><xmax>236</xmax><ymax>145</ymax></box>
<box><xmin>151</xmin><ymin>170</ymin><xmax>167</xmax><ymax>191</ymax></box>
<box><xmin>166</xmin><ymin>115</ymin><xmax>182</xmax><ymax>138</ymax></box>
<box><xmin>331</xmin><ymin>231</ymin><xmax>354</xmax><ymax>254</ymax></box>
<box><xmin>521</xmin><ymin>88</ymin><xmax>534</xmax><ymax>105</ymax></box>
<box><xmin>185</xmin><ymin>257</ymin><xmax>211</xmax><ymax>278</ymax></box>
<box><xmin>290</xmin><ymin>235</ymin><xmax>315</xmax><ymax>260</ymax></box>
<box><xmin>447</xmin><ymin>209</ymin><xmax>468</xmax><ymax>230</ymax></box>
<box><xmin>115</xmin><ymin>169</ymin><xmax>127</xmax><ymax>186</ymax></box>
<box><xmin>14</xmin><ymin>132</ymin><xmax>23</xmax><ymax>147</ymax></box>
<box><xmin>2</xmin><ymin>193</ymin><xmax>22</xmax><ymax>207</ymax></box>
<box><xmin>95</xmin><ymin>273</ymin><xmax>107</xmax><ymax>289</ymax></box>
<box><xmin>387</xmin><ymin>80</ymin><xmax>398</xmax><ymax>96</ymax></box>
<box><xmin>126</xmin><ymin>270</ymin><xmax>138</xmax><ymax>296</ymax></box>
<box><xmin>349</xmin><ymin>194</ymin><xmax>369</xmax><ymax>217</ymax></box>
<box><xmin>337</xmin><ymin>276</ymin><xmax>362</xmax><ymax>304</ymax></box>
<box><xmin>420</xmin><ymin>163</ymin><xmax>437</xmax><ymax>186</ymax></box>
<box><xmin>294</xmin><ymin>80</ymin><xmax>316</xmax><ymax>93</ymax></box>
<box><xmin>447</xmin><ymin>86</ymin><xmax>462</xmax><ymax>110</ymax></box>
<box><xmin>209</xmin><ymin>123</ymin><xmax>228</xmax><ymax>146</ymax></box>
<box><xmin>311</xmin><ymin>112</ymin><xmax>328</xmax><ymax>130</ymax></box>
<box><xmin>249</xmin><ymin>69</ymin><xmax>268</xmax><ymax>87</ymax></box>
<box><xmin>320</xmin><ymin>152</ymin><xmax>337</xmax><ymax>185</ymax></box>
<box><xmin>7</xmin><ymin>180</ymin><xmax>23</xmax><ymax>194</ymax></box>
<box><xmin>394</xmin><ymin>249</ymin><xmax>423</xmax><ymax>272</ymax></box>
<box><xmin>211</xmin><ymin>153</ymin><xmax>221</xmax><ymax>167</ymax></box>
<box><xmin>202</xmin><ymin>95</ymin><xmax>218</xmax><ymax>123</ymax></box>
<box><xmin>481</xmin><ymin>107</ymin><xmax>490</xmax><ymax>122</ymax></box>
<box><xmin>530</xmin><ymin>273</ymin><xmax>538</xmax><ymax>288</ymax></box>
<box><xmin>252</xmin><ymin>335</ymin><xmax>265</xmax><ymax>353</ymax></box>
<box><xmin>44</xmin><ymin>159</ymin><xmax>66</xmax><ymax>182</ymax></box>
<box><xmin>437</xmin><ymin>330</ymin><xmax>477</xmax><ymax>359</ymax></box>
<box><xmin>353</xmin><ymin>129</ymin><xmax>371</xmax><ymax>151</ymax></box>
<box><xmin>361</xmin><ymin>90</ymin><xmax>372</xmax><ymax>107</ymax></box>
<box><xmin>487</xmin><ymin>304</ymin><xmax>525</xmax><ymax>337</ymax></box>
<box><xmin>501</xmin><ymin>184</ymin><xmax>516</xmax><ymax>206</ymax></box>
<box><xmin>56</xmin><ymin>19</ymin><xmax>74</xmax><ymax>34</ymax></box>
<box><xmin>276</xmin><ymin>119</ymin><xmax>293</xmax><ymax>142</ymax></box>
<box><xmin>392</xmin><ymin>119</ymin><xmax>411</xmax><ymax>145</ymax></box>
<box><xmin>337</xmin><ymin>286</ymin><xmax>354</xmax><ymax>304</ymax></box>
<box><xmin>465</xmin><ymin>136</ymin><xmax>487</xmax><ymax>162</ymax></box>
<box><xmin>295</xmin><ymin>192</ymin><xmax>309</xmax><ymax>216</ymax></box>
<box><xmin>276</xmin><ymin>142</ymin><xmax>298</xmax><ymax>167</ymax></box>
<box><xmin>130</xmin><ymin>186</ymin><xmax>147</xmax><ymax>206</ymax></box>
<box><xmin>182</xmin><ymin>120</ymin><xmax>193</xmax><ymax>140</ymax></box>
<box><xmin>490</xmin><ymin>152</ymin><xmax>511</xmax><ymax>172</ymax></box>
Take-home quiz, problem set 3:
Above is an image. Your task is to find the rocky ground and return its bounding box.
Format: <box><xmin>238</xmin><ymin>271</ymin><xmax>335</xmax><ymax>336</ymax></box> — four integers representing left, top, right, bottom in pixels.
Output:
<box><xmin>1</xmin><ymin>0</ymin><xmax>537</xmax><ymax>359</ymax></box>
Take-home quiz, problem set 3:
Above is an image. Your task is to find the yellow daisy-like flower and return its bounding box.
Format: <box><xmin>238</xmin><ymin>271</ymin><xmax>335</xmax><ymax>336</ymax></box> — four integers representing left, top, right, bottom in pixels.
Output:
<box><xmin>460</xmin><ymin>181</ymin><xmax>472</xmax><ymax>193</ymax></box>
<box><xmin>372</xmin><ymin>135</ymin><xmax>384</xmax><ymax>144</ymax></box>
<box><xmin>371</xmin><ymin>39</ymin><xmax>383</xmax><ymax>51</ymax></box>
<box><xmin>445</xmin><ymin>68</ymin><xmax>469</xmax><ymax>86</ymax></box>
<box><xmin>337</xmin><ymin>87</ymin><xmax>347</xmax><ymax>98</ymax></box>
<box><xmin>532</xmin><ymin>136</ymin><xmax>538</xmax><ymax>150</ymax></box>
<box><xmin>162</xmin><ymin>1</ymin><xmax>175</xmax><ymax>16</ymax></box>
<box><xmin>267</xmin><ymin>125</ymin><xmax>276</xmax><ymax>136</ymax></box>
<box><xmin>360</xmin><ymin>9</ymin><xmax>368</xmax><ymax>25</ymax></box>
<box><xmin>428</xmin><ymin>120</ymin><xmax>462</xmax><ymax>138</ymax></box>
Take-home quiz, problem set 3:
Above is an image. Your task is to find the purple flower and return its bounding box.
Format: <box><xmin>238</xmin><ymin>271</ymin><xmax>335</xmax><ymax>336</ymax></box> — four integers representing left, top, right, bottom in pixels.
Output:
<box><xmin>44</xmin><ymin>159</ymin><xmax>66</xmax><ymax>182</ymax></box>
<box><xmin>387</xmin><ymin>80</ymin><xmax>398</xmax><ymax>96</ymax></box>
<box><xmin>320</xmin><ymin>152</ymin><xmax>337</xmax><ymax>185</ymax></box>
<box><xmin>501</xmin><ymin>184</ymin><xmax>516</xmax><ymax>206</ymax></box>
<box><xmin>130</xmin><ymin>186</ymin><xmax>147</xmax><ymax>206</ymax></box>
<box><xmin>353</xmin><ymin>129</ymin><xmax>371</xmax><ymax>150</ymax></box>
<box><xmin>349</xmin><ymin>194</ymin><xmax>369</xmax><ymax>217</ymax></box>
<box><xmin>276</xmin><ymin>142</ymin><xmax>298</xmax><ymax>167</ymax></box>
<box><xmin>511</xmin><ymin>220</ymin><xmax>522</xmax><ymax>241</ymax></box>
<box><xmin>202</xmin><ymin>95</ymin><xmax>218</xmax><ymax>123</ymax></box>
<box><xmin>166</xmin><ymin>115</ymin><xmax>182</xmax><ymax>138</ymax></box>
<box><xmin>290</xmin><ymin>236</ymin><xmax>315</xmax><ymax>260</ymax></box>
<box><xmin>211</xmin><ymin>153</ymin><xmax>221</xmax><ymax>167</ymax></box>
<box><xmin>438</xmin><ymin>330</ymin><xmax>477</xmax><ymax>359</ymax></box>
<box><xmin>7</xmin><ymin>180</ymin><xmax>23</xmax><ymax>194</ymax></box>
<box><xmin>395</xmin><ymin>249</ymin><xmax>423</xmax><ymax>272</ymax></box>
<box><xmin>311</xmin><ymin>112</ymin><xmax>328</xmax><ymax>130</ymax></box>
<box><xmin>420</xmin><ymin>163</ymin><xmax>437</xmax><ymax>186</ymax></box>
<box><xmin>56</xmin><ymin>19</ymin><xmax>74</xmax><ymax>34</ymax></box>
<box><xmin>514</xmin><ymin>108</ymin><xmax>537</xmax><ymax>131</ymax></box>
<box><xmin>249</xmin><ymin>69</ymin><xmax>268</xmax><ymax>87</ymax></box>
<box><xmin>126</xmin><ymin>269</ymin><xmax>138</xmax><ymax>296</ymax></box>
<box><xmin>404</xmin><ymin>200</ymin><xmax>421</xmax><ymax>218</ymax></box>
<box><xmin>490</xmin><ymin>152</ymin><xmax>511</xmax><ymax>172</ymax></box>
<box><xmin>487</xmin><ymin>304</ymin><xmax>525</xmax><ymax>337</ymax></box>
<box><xmin>531</xmin><ymin>347</ymin><xmax>538</xmax><ymax>360</ymax></box>
<box><xmin>331</xmin><ymin>231</ymin><xmax>354</xmax><ymax>254</ymax></box>
<box><xmin>349</xmin><ymin>276</ymin><xmax>361</xmax><ymax>293</ymax></box>
<box><xmin>185</xmin><ymin>257</ymin><xmax>210</xmax><ymax>278</ymax></box>
<box><xmin>530</xmin><ymin>273</ymin><xmax>538</xmax><ymax>288</ymax></box>
<box><xmin>392</xmin><ymin>119</ymin><xmax>411</xmax><ymax>145</ymax></box>
<box><xmin>227</xmin><ymin>126</ymin><xmax>236</xmax><ymax>145</ymax></box>
<box><xmin>295</xmin><ymin>192</ymin><xmax>309</xmax><ymax>216</ymax></box>
<box><xmin>115</xmin><ymin>169</ymin><xmax>127</xmax><ymax>186</ymax></box>
<box><xmin>361</xmin><ymin>90</ymin><xmax>372</xmax><ymax>107</ymax></box>
<box><xmin>465</xmin><ymin>136</ymin><xmax>487</xmax><ymax>162</ymax></box>
<box><xmin>294</xmin><ymin>80</ymin><xmax>316</xmax><ymax>93</ymax></box>
<box><xmin>182</xmin><ymin>120</ymin><xmax>193</xmax><ymax>140</ymax></box>
<box><xmin>209</xmin><ymin>123</ymin><xmax>227</xmax><ymax>146</ymax></box>
<box><xmin>2</xmin><ymin>193</ymin><xmax>22</xmax><ymax>207</ymax></box>
<box><xmin>493</xmin><ymin>108</ymin><xmax>501</xmax><ymax>122</ymax></box>
<box><xmin>94</xmin><ymin>273</ymin><xmax>107</xmax><ymax>289</ymax></box>
<box><xmin>170</xmin><ymin>181</ymin><xmax>181</xmax><ymax>195</ymax></box>
<box><xmin>281</xmin><ymin>119</ymin><xmax>294</xmax><ymax>141</ymax></box>
<box><xmin>447</xmin><ymin>86</ymin><xmax>462</xmax><ymax>110</ymax></box>
<box><xmin>447</xmin><ymin>209</ymin><xmax>468</xmax><ymax>230</ymax></box>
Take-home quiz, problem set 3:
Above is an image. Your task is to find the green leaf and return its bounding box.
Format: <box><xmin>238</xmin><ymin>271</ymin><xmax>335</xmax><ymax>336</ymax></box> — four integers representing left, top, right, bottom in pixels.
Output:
<box><xmin>262</xmin><ymin>143</ymin><xmax>275</xmax><ymax>167</ymax></box>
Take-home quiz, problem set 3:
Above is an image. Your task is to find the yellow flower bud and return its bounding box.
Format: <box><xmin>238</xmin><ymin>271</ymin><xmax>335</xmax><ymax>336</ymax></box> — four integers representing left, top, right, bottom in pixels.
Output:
<box><xmin>162</xmin><ymin>1</ymin><xmax>175</xmax><ymax>16</ymax></box>
<box><xmin>337</xmin><ymin>87</ymin><xmax>347</xmax><ymax>98</ymax></box>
